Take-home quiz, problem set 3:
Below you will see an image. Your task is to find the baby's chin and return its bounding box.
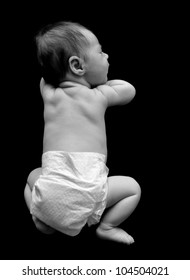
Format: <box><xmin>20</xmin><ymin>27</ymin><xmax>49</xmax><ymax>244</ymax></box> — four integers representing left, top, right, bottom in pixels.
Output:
<box><xmin>91</xmin><ymin>76</ymin><xmax>108</xmax><ymax>88</ymax></box>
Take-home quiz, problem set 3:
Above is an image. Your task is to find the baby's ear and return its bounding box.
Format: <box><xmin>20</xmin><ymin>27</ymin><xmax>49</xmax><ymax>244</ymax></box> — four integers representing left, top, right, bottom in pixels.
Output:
<box><xmin>68</xmin><ymin>56</ymin><xmax>86</xmax><ymax>76</ymax></box>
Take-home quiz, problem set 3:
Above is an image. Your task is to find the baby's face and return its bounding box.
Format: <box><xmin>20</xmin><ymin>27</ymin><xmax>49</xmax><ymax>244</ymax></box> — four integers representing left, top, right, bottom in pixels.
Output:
<box><xmin>82</xmin><ymin>30</ymin><xmax>109</xmax><ymax>87</ymax></box>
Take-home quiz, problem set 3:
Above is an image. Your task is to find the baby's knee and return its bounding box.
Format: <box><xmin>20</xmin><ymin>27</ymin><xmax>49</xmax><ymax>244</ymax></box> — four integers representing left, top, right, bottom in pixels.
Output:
<box><xmin>130</xmin><ymin>177</ymin><xmax>141</xmax><ymax>198</ymax></box>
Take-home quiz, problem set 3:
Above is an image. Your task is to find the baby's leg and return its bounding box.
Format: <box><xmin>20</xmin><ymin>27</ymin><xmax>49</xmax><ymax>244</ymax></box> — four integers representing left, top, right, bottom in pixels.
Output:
<box><xmin>96</xmin><ymin>176</ymin><xmax>141</xmax><ymax>244</ymax></box>
<box><xmin>24</xmin><ymin>168</ymin><xmax>55</xmax><ymax>234</ymax></box>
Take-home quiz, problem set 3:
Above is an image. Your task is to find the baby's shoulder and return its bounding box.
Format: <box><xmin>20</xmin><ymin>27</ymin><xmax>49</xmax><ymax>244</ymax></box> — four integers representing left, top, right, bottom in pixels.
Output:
<box><xmin>67</xmin><ymin>84</ymin><xmax>106</xmax><ymax>104</ymax></box>
<box><xmin>83</xmin><ymin>86</ymin><xmax>108</xmax><ymax>107</ymax></box>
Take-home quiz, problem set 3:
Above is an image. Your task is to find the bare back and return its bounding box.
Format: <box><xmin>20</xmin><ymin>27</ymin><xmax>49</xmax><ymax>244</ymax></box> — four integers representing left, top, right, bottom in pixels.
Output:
<box><xmin>42</xmin><ymin>82</ymin><xmax>108</xmax><ymax>156</ymax></box>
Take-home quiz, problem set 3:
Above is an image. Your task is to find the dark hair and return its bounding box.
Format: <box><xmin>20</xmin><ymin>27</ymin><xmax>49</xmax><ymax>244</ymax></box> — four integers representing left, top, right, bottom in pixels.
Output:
<box><xmin>36</xmin><ymin>21</ymin><xmax>90</xmax><ymax>86</ymax></box>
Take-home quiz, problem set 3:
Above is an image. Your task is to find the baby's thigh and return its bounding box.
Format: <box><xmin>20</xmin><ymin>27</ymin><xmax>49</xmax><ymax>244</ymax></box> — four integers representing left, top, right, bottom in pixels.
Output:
<box><xmin>106</xmin><ymin>176</ymin><xmax>141</xmax><ymax>208</ymax></box>
<box><xmin>27</xmin><ymin>167</ymin><xmax>42</xmax><ymax>191</ymax></box>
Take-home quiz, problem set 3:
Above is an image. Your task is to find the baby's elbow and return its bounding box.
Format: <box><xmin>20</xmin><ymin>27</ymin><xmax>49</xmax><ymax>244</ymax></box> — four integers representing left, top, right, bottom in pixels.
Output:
<box><xmin>130</xmin><ymin>85</ymin><xmax>136</xmax><ymax>100</ymax></box>
<box><xmin>126</xmin><ymin>85</ymin><xmax>136</xmax><ymax>103</ymax></box>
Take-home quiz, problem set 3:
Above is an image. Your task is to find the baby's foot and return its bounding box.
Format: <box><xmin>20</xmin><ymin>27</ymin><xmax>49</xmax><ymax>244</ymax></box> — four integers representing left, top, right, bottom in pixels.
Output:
<box><xmin>96</xmin><ymin>224</ymin><xmax>134</xmax><ymax>245</ymax></box>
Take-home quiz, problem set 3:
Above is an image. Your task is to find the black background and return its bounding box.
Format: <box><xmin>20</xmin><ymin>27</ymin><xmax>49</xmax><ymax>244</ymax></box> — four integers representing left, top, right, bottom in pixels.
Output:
<box><xmin>2</xmin><ymin>2</ymin><xmax>188</xmax><ymax>260</ymax></box>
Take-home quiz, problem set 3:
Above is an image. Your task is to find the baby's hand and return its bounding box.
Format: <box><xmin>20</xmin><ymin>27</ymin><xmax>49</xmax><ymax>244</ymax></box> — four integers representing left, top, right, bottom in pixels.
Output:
<box><xmin>40</xmin><ymin>77</ymin><xmax>45</xmax><ymax>92</ymax></box>
<box><xmin>40</xmin><ymin>78</ymin><xmax>57</xmax><ymax>99</ymax></box>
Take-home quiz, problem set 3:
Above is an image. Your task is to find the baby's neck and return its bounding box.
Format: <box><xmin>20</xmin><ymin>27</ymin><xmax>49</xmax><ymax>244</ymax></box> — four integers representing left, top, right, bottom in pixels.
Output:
<box><xmin>60</xmin><ymin>74</ymin><xmax>91</xmax><ymax>89</ymax></box>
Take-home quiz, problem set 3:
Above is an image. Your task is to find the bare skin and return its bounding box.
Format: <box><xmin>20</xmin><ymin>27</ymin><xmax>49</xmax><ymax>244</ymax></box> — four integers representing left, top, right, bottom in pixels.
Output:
<box><xmin>24</xmin><ymin>28</ymin><xmax>141</xmax><ymax>244</ymax></box>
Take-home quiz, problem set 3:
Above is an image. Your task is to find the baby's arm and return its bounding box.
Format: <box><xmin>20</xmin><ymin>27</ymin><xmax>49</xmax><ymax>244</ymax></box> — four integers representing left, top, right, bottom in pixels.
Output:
<box><xmin>96</xmin><ymin>80</ymin><xmax>136</xmax><ymax>106</ymax></box>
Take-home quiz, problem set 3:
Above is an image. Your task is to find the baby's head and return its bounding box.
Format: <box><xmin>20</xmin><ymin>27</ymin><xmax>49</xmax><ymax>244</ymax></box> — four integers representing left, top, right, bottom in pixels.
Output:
<box><xmin>36</xmin><ymin>21</ymin><xmax>109</xmax><ymax>87</ymax></box>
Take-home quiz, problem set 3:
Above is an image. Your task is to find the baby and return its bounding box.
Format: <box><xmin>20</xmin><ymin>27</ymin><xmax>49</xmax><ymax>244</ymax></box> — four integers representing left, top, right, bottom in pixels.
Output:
<box><xmin>24</xmin><ymin>21</ymin><xmax>141</xmax><ymax>244</ymax></box>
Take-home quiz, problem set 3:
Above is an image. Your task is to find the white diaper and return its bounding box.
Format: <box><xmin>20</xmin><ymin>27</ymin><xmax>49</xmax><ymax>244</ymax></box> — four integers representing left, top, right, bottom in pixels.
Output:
<box><xmin>30</xmin><ymin>151</ymin><xmax>109</xmax><ymax>236</ymax></box>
